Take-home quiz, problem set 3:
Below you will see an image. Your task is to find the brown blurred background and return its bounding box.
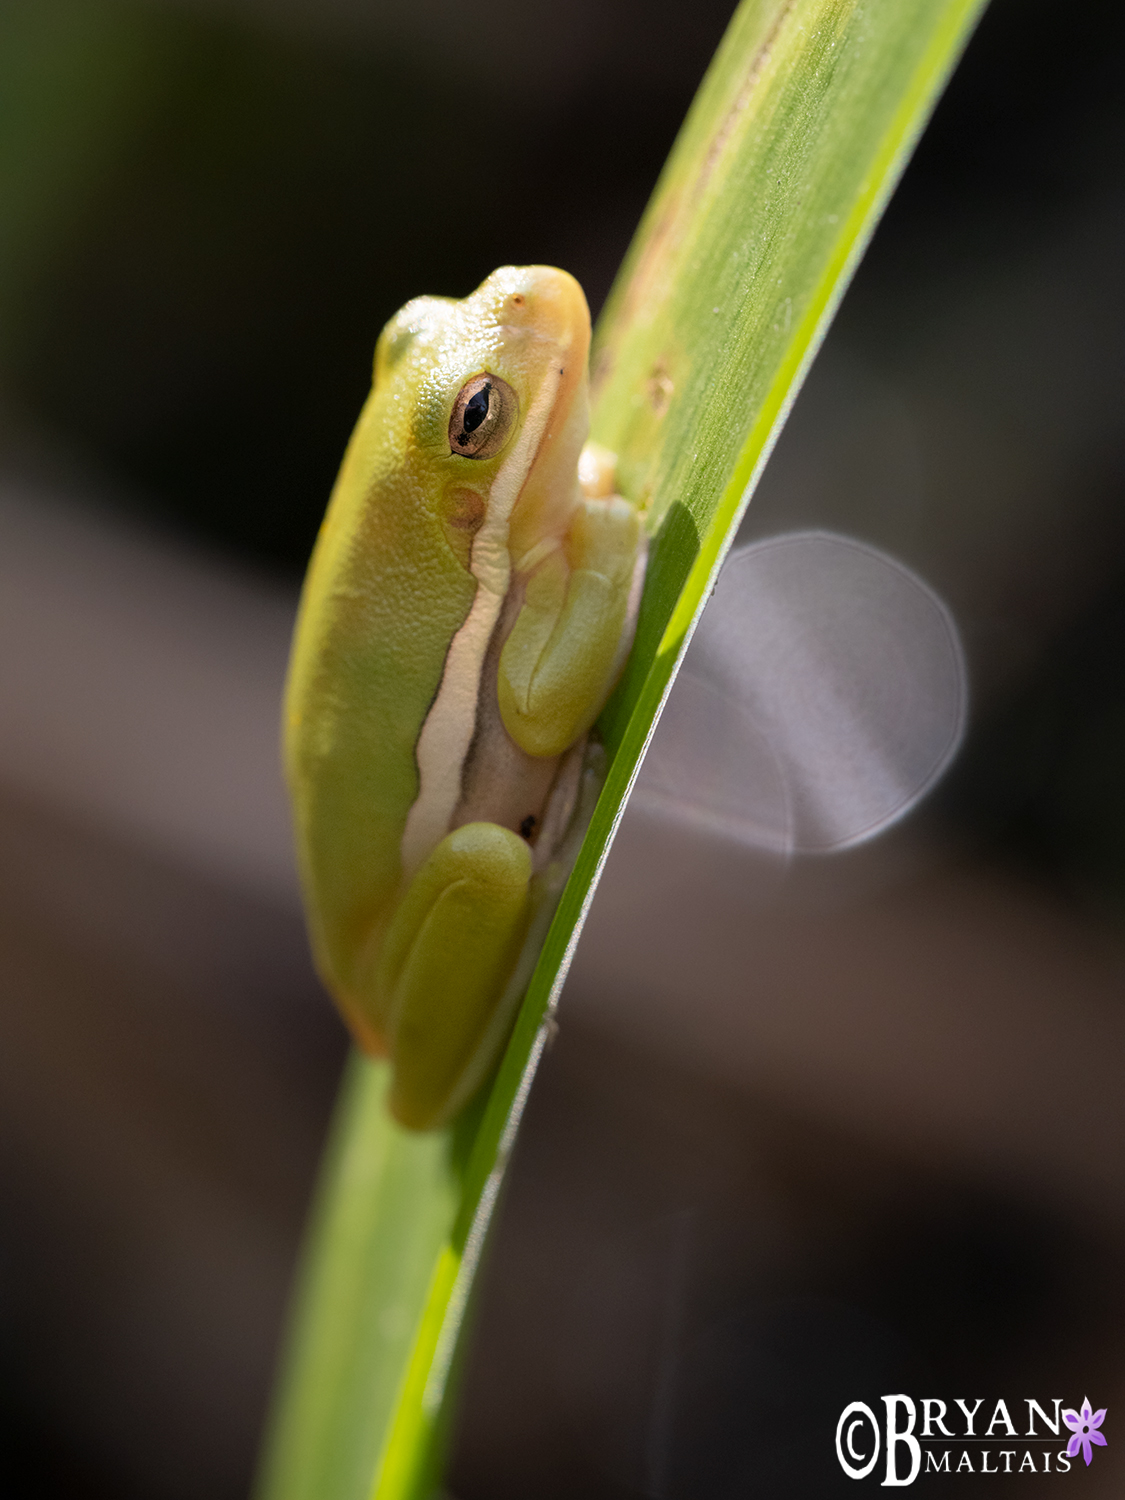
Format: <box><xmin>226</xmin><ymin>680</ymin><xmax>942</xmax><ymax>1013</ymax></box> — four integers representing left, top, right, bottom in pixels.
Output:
<box><xmin>1</xmin><ymin>0</ymin><xmax>1124</xmax><ymax>1496</ymax></box>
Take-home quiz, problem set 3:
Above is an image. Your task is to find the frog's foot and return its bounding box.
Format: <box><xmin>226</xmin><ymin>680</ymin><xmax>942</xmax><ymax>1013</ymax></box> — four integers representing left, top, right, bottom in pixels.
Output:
<box><xmin>498</xmin><ymin>496</ymin><xmax>644</xmax><ymax>758</ymax></box>
<box><xmin>377</xmin><ymin>822</ymin><xmax>531</xmax><ymax>1130</ymax></box>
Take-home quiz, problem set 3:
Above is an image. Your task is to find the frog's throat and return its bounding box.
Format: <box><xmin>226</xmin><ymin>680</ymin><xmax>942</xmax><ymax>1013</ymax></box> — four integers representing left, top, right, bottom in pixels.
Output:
<box><xmin>399</xmin><ymin>363</ymin><xmax>566</xmax><ymax>878</ymax></box>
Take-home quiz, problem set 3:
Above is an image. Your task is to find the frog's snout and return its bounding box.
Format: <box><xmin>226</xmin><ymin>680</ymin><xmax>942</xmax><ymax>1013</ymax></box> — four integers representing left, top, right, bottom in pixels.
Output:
<box><xmin>477</xmin><ymin>264</ymin><xmax>589</xmax><ymax>353</ymax></box>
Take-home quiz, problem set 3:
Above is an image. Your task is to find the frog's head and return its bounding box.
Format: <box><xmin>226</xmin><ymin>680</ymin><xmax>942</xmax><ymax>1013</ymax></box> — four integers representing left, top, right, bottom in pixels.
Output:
<box><xmin>374</xmin><ymin>265</ymin><xmax>590</xmax><ymax>577</ymax></box>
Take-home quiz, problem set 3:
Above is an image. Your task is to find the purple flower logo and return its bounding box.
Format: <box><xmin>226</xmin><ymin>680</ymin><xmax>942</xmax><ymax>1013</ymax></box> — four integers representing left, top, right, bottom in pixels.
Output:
<box><xmin>1063</xmin><ymin>1398</ymin><xmax>1107</xmax><ymax>1466</ymax></box>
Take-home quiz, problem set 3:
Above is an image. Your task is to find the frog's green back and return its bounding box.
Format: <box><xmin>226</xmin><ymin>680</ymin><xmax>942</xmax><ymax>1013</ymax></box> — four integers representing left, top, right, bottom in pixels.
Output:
<box><xmin>284</xmin><ymin>304</ymin><xmax>476</xmax><ymax>1026</ymax></box>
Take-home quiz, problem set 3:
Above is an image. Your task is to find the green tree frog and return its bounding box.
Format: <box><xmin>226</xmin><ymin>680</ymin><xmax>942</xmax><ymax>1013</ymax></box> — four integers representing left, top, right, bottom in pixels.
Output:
<box><xmin>284</xmin><ymin>266</ymin><xmax>646</xmax><ymax>1130</ymax></box>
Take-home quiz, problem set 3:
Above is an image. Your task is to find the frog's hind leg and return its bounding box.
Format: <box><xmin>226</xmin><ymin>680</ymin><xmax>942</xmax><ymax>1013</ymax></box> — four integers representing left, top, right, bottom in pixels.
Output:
<box><xmin>377</xmin><ymin>821</ymin><xmax>531</xmax><ymax>1130</ymax></box>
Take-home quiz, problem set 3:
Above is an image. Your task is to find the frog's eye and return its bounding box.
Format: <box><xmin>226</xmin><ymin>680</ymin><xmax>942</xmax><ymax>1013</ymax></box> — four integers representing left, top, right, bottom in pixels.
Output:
<box><xmin>449</xmin><ymin>374</ymin><xmax>518</xmax><ymax>460</ymax></box>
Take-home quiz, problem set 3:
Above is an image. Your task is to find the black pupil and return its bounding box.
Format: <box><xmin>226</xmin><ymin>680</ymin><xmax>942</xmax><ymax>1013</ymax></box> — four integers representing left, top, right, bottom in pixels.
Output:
<box><xmin>462</xmin><ymin>383</ymin><xmax>492</xmax><ymax>435</ymax></box>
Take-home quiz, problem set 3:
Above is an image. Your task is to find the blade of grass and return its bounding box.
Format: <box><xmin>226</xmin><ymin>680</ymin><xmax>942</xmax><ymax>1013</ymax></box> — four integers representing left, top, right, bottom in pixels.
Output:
<box><xmin>255</xmin><ymin>2</ymin><xmax>987</xmax><ymax>1497</ymax></box>
<box><xmin>254</xmin><ymin>1057</ymin><xmax>458</xmax><ymax>1500</ymax></box>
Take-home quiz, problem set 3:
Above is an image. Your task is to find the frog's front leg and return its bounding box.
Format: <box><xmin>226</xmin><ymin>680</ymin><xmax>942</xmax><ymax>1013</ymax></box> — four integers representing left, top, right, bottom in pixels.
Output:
<box><xmin>498</xmin><ymin>494</ymin><xmax>644</xmax><ymax>759</ymax></box>
<box><xmin>376</xmin><ymin>822</ymin><xmax>531</xmax><ymax>1130</ymax></box>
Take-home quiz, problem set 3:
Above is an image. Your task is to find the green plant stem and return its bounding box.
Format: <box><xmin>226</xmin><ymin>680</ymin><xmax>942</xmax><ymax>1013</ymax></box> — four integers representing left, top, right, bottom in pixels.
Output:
<box><xmin>255</xmin><ymin>3</ymin><xmax>988</xmax><ymax>1498</ymax></box>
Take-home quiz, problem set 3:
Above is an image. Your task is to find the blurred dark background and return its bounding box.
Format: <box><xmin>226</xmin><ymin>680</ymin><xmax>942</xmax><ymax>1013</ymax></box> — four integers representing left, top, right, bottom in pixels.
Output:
<box><xmin>1</xmin><ymin>0</ymin><xmax>1124</xmax><ymax>1496</ymax></box>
